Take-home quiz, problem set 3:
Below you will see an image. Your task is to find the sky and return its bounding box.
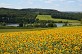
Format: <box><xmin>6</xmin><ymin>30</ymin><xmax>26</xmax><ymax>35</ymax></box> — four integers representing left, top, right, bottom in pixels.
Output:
<box><xmin>0</xmin><ymin>0</ymin><xmax>82</xmax><ymax>12</ymax></box>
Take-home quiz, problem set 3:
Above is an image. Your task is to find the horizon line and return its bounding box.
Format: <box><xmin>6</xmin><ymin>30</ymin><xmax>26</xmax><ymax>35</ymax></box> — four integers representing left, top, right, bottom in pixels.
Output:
<box><xmin>0</xmin><ymin>7</ymin><xmax>82</xmax><ymax>12</ymax></box>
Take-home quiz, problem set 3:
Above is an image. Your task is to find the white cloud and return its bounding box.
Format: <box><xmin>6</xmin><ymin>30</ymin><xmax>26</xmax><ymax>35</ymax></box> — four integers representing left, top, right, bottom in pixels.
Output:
<box><xmin>23</xmin><ymin>0</ymin><xmax>55</xmax><ymax>4</ymax></box>
<box><xmin>22</xmin><ymin>0</ymin><xmax>80</xmax><ymax>4</ymax></box>
<box><xmin>78</xmin><ymin>0</ymin><xmax>82</xmax><ymax>2</ymax></box>
<box><xmin>0</xmin><ymin>3</ymin><xmax>13</xmax><ymax>8</ymax></box>
<box><xmin>38</xmin><ymin>0</ymin><xmax>56</xmax><ymax>3</ymax></box>
<box><xmin>43</xmin><ymin>0</ymin><xmax>77</xmax><ymax>3</ymax></box>
<box><xmin>44</xmin><ymin>0</ymin><xmax>55</xmax><ymax>3</ymax></box>
<box><xmin>23</xmin><ymin>0</ymin><xmax>34</xmax><ymax>4</ymax></box>
<box><xmin>0</xmin><ymin>3</ymin><xmax>22</xmax><ymax>9</ymax></box>
<box><xmin>67</xmin><ymin>0</ymin><xmax>76</xmax><ymax>3</ymax></box>
<box><xmin>79</xmin><ymin>4</ymin><xmax>82</xmax><ymax>6</ymax></box>
<box><xmin>59</xmin><ymin>0</ymin><xmax>66</xmax><ymax>2</ymax></box>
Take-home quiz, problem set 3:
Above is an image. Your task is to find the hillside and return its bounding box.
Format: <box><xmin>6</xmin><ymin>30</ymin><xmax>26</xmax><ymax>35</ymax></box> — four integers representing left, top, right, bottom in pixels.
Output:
<box><xmin>36</xmin><ymin>15</ymin><xmax>80</xmax><ymax>23</ymax></box>
<box><xmin>0</xmin><ymin>8</ymin><xmax>59</xmax><ymax>15</ymax></box>
<box><xmin>0</xmin><ymin>8</ymin><xmax>60</xmax><ymax>23</ymax></box>
<box><xmin>0</xmin><ymin>8</ymin><xmax>82</xmax><ymax>23</ymax></box>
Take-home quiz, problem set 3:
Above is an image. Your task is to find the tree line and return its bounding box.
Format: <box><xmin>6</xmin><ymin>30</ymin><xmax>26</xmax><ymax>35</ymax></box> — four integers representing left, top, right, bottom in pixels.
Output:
<box><xmin>0</xmin><ymin>8</ymin><xmax>82</xmax><ymax>24</ymax></box>
<box><xmin>51</xmin><ymin>12</ymin><xmax>82</xmax><ymax>21</ymax></box>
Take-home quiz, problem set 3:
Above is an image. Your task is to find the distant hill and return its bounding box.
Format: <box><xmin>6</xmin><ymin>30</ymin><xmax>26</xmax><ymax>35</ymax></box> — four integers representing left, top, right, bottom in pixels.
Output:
<box><xmin>0</xmin><ymin>8</ymin><xmax>60</xmax><ymax>15</ymax></box>
<box><xmin>0</xmin><ymin>8</ymin><xmax>82</xmax><ymax>23</ymax></box>
<box><xmin>0</xmin><ymin>8</ymin><xmax>60</xmax><ymax>23</ymax></box>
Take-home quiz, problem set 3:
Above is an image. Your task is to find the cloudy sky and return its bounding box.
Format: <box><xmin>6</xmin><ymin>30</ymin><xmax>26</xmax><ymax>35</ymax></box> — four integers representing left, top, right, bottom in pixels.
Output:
<box><xmin>0</xmin><ymin>0</ymin><xmax>82</xmax><ymax>11</ymax></box>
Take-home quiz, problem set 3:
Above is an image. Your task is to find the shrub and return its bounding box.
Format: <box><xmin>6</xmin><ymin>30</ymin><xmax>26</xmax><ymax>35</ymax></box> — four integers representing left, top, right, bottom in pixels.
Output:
<box><xmin>63</xmin><ymin>21</ymin><xmax>68</xmax><ymax>26</ymax></box>
<box><xmin>0</xmin><ymin>22</ymin><xmax>6</xmax><ymax>26</ymax></box>
<box><xmin>27</xmin><ymin>24</ymin><xmax>33</xmax><ymax>28</ymax></box>
<box><xmin>47</xmin><ymin>23</ymin><xmax>54</xmax><ymax>27</ymax></box>
<box><xmin>53</xmin><ymin>23</ymin><xmax>57</xmax><ymax>27</ymax></box>
<box><xmin>33</xmin><ymin>23</ymin><xmax>40</xmax><ymax>27</ymax></box>
<box><xmin>19</xmin><ymin>23</ymin><xmax>23</xmax><ymax>27</ymax></box>
<box><xmin>39</xmin><ymin>23</ymin><xmax>47</xmax><ymax>28</ymax></box>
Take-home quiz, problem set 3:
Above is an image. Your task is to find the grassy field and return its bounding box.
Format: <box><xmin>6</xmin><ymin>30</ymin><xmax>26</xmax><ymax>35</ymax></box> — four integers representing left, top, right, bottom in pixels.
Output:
<box><xmin>0</xmin><ymin>26</ymin><xmax>82</xmax><ymax>54</ymax></box>
<box><xmin>0</xmin><ymin>27</ymin><xmax>55</xmax><ymax>33</ymax></box>
<box><xmin>36</xmin><ymin>15</ymin><xmax>80</xmax><ymax>23</ymax></box>
<box><xmin>0</xmin><ymin>26</ymin><xmax>81</xmax><ymax>33</ymax></box>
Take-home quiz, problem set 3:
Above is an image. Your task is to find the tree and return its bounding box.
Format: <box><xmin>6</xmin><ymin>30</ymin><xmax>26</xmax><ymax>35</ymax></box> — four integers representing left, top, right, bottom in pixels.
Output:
<box><xmin>63</xmin><ymin>21</ymin><xmax>68</xmax><ymax>26</ymax></box>
<box><xmin>0</xmin><ymin>22</ymin><xmax>6</xmax><ymax>26</ymax></box>
<box><xmin>19</xmin><ymin>23</ymin><xmax>23</xmax><ymax>27</ymax></box>
<box><xmin>47</xmin><ymin>23</ymin><xmax>54</xmax><ymax>27</ymax></box>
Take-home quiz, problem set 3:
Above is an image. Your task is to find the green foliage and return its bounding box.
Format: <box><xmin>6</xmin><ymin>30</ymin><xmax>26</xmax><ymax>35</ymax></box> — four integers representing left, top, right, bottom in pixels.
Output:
<box><xmin>81</xmin><ymin>19</ymin><xmax>82</xmax><ymax>24</ymax></box>
<box><xmin>47</xmin><ymin>23</ymin><xmax>57</xmax><ymax>27</ymax></box>
<box><xmin>0</xmin><ymin>8</ymin><xmax>81</xmax><ymax>24</ymax></box>
<box><xmin>27</xmin><ymin>24</ymin><xmax>33</xmax><ymax>28</ymax></box>
<box><xmin>53</xmin><ymin>23</ymin><xmax>57</xmax><ymax>27</ymax></box>
<box><xmin>19</xmin><ymin>23</ymin><xmax>23</xmax><ymax>27</ymax></box>
<box><xmin>47</xmin><ymin>23</ymin><xmax>54</xmax><ymax>27</ymax></box>
<box><xmin>40</xmin><ymin>23</ymin><xmax>47</xmax><ymax>28</ymax></box>
<box><xmin>33</xmin><ymin>23</ymin><xmax>40</xmax><ymax>27</ymax></box>
<box><xmin>0</xmin><ymin>22</ymin><xmax>6</xmax><ymax>26</ymax></box>
<box><xmin>51</xmin><ymin>12</ymin><xmax>82</xmax><ymax>21</ymax></box>
<box><xmin>63</xmin><ymin>22</ymin><xmax>68</xmax><ymax>26</ymax></box>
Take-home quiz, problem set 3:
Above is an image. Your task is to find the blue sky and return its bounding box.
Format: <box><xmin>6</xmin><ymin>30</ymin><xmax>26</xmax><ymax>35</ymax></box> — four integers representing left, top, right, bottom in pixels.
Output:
<box><xmin>0</xmin><ymin>0</ymin><xmax>82</xmax><ymax>11</ymax></box>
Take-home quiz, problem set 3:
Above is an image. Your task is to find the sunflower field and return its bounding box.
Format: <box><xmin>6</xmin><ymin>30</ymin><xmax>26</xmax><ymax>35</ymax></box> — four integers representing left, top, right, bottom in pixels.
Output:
<box><xmin>0</xmin><ymin>26</ymin><xmax>82</xmax><ymax>54</ymax></box>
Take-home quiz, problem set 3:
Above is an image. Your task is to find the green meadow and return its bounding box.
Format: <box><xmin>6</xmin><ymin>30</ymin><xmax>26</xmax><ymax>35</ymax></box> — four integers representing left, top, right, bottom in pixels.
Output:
<box><xmin>36</xmin><ymin>15</ymin><xmax>80</xmax><ymax>23</ymax></box>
